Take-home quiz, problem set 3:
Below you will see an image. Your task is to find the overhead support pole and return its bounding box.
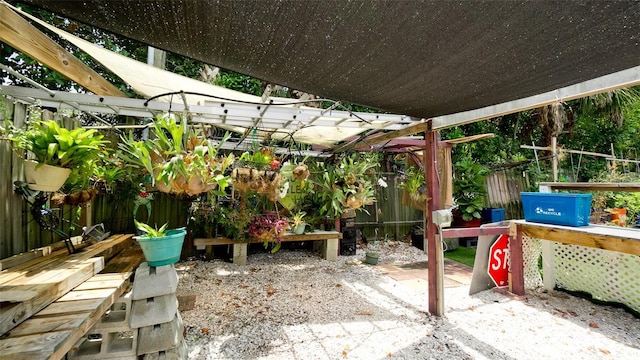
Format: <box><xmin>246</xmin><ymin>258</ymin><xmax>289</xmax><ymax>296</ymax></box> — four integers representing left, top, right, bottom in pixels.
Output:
<box><xmin>424</xmin><ymin>120</ymin><xmax>443</xmax><ymax>316</ymax></box>
<box><xmin>0</xmin><ymin>63</ymin><xmax>54</xmax><ymax>95</ymax></box>
<box><xmin>0</xmin><ymin>2</ymin><xmax>124</xmax><ymax>97</ymax></box>
<box><xmin>552</xmin><ymin>137</ymin><xmax>558</xmax><ymax>182</ymax></box>
<box><xmin>332</xmin><ymin>120</ymin><xmax>428</xmax><ymax>153</ymax></box>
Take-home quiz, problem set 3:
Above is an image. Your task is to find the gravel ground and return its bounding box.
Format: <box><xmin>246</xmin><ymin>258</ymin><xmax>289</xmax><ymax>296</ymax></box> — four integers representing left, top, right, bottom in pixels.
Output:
<box><xmin>176</xmin><ymin>241</ymin><xmax>640</xmax><ymax>360</ymax></box>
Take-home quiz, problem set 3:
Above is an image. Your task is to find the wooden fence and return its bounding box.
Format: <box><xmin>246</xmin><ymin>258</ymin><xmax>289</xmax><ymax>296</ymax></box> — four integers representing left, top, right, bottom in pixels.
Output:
<box><xmin>355</xmin><ymin>174</ymin><xmax>424</xmax><ymax>242</ymax></box>
<box><xmin>485</xmin><ymin>168</ymin><xmax>530</xmax><ymax>220</ymax></box>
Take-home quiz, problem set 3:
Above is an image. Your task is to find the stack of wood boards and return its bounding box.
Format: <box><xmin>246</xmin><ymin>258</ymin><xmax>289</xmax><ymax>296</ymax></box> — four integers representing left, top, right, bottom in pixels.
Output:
<box><xmin>0</xmin><ymin>234</ymin><xmax>138</xmax><ymax>359</ymax></box>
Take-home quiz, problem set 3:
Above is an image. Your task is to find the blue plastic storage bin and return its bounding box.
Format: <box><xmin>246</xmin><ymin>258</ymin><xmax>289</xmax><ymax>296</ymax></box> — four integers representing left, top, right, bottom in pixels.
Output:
<box><xmin>520</xmin><ymin>192</ymin><xmax>592</xmax><ymax>227</ymax></box>
<box><xmin>481</xmin><ymin>208</ymin><xmax>505</xmax><ymax>224</ymax></box>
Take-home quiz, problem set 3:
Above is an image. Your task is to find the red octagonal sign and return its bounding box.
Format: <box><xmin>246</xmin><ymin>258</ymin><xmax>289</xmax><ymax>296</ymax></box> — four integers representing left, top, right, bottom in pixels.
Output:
<box><xmin>488</xmin><ymin>234</ymin><xmax>510</xmax><ymax>287</ymax></box>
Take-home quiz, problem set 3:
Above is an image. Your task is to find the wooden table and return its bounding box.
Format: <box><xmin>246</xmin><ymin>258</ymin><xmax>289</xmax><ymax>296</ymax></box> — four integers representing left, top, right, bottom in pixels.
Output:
<box><xmin>510</xmin><ymin>220</ymin><xmax>640</xmax><ymax>257</ymax></box>
<box><xmin>509</xmin><ymin>220</ymin><xmax>640</xmax><ymax>299</ymax></box>
<box><xmin>194</xmin><ymin>230</ymin><xmax>342</xmax><ymax>265</ymax></box>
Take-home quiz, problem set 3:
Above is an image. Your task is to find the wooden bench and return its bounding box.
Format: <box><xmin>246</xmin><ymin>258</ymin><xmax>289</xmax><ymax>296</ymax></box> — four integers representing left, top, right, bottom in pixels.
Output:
<box><xmin>194</xmin><ymin>230</ymin><xmax>342</xmax><ymax>265</ymax></box>
<box><xmin>0</xmin><ymin>234</ymin><xmax>144</xmax><ymax>360</ymax></box>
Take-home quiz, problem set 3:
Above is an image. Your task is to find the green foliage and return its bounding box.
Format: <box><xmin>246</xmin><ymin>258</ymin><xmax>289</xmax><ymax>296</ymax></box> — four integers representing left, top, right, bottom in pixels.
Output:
<box><xmin>216</xmin><ymin>200</ymin><xmax>260</xmax><ymax>240</ymax></box>
<box><xmin>214</xmin><ymin>70</ymin><xmax>264</xmax><ymax>96</ymax></box>
<box><xmin>289</xmin><ymin>210</ymin><xmax>306</xmax><ymax>228</ymax></box>
<box><xmin>4</xmin><ymin>110</ymin><xmax>109</xmax><ymax>192</ymax></box>
<box><xmin>134</xmin><ymin>219</ymin><xmax>168</xmax><ymax>238</ymax></box>
<box><xmin>7</xmin><ymin>117</ymin><xmax>109</xmax><ymax>168</ymax></box>
<box><xmin>591</xmin><ymin>171</ymin><xmax>640</xmax><ymax>226</ymax></box>
<box><xmin>313</xmin><ymin>153</ymin><xmax>379</xmax><ymax>218</ymax></box>
<box><xmin>399</xmin><ymin>165</ymin><xmax>426</xmax><ymax>202</ymax></box>
<box><xmin>453</xmin><ymin>157</ymin><xmax>489</xmax><ymax>221</ymax></box>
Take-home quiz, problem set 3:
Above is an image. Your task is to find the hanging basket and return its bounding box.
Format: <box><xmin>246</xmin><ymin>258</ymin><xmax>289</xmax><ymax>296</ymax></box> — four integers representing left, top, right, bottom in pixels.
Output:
<box><xmin>23</xmin><ymin>160</ymin><xmax>71</xmax><ymax>192</ymax></box>
<box><xmin>154</xmin><ymin>168</ymin><xmax>216</xmax><ymax>197</ymax></box>
<box><xmin>231</xmin><ymin>167</ymin><xmax>282</xmax><ymax>201</ymax></box>
<box><xmin>51</xmin><ymin>188</ymin><xmax>98</xmax><ymax>206</ymax></box>
<box><xmin>135</xmin><ymin>229</ymin><xmax>187</xmax><ymax>267</ymax></box>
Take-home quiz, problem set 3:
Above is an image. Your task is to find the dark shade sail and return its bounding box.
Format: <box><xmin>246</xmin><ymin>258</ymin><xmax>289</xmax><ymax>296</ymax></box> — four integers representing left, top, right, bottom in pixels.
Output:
<box><xmin>18</xmin><ymin>0</ymin><xmax>640</xmax><ymax>119</ymax></box>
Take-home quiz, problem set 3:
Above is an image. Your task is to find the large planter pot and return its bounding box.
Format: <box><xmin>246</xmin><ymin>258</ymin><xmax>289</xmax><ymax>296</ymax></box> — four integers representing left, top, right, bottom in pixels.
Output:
<box><xmin>452</xmin><ymin>211</ymin><xmax>482</xmax><ymax>228</ymax></box>
<box><xmin>135</xmin><ymin>229</ymin><xmax>186</xmax><ymax>267</ymax></box>
<box><xmin>23</xmin><ymin>160</ymin><xmax>71</xmax><ymax>192</ymax></box>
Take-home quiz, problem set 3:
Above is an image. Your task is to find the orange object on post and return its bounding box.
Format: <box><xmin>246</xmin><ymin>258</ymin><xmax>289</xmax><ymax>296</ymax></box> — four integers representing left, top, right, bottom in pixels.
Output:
<box><xmin>609</xmin><ymin>208</ymin><xmax>627</xmax><ymax>226</ymax></box>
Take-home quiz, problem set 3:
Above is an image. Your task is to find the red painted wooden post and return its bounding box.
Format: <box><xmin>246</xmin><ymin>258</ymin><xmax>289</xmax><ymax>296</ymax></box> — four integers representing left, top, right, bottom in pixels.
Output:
<box><xmin>509</xmin><ymin>224</ymin><xmax>525</xmax><ymax>295</ymax></box>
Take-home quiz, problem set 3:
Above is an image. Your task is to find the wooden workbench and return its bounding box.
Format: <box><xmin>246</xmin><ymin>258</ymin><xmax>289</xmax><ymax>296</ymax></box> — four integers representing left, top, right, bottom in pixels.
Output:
<box><xmin>194</xmin><ymin>230</ymin><xmax>342</xmax><ymax>265</ymax></box>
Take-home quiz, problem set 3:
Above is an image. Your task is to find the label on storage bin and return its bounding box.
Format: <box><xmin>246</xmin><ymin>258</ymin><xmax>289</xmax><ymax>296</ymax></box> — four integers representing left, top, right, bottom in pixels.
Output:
<box><xmin>535</xmin><ymin>206</ymin><xmax>561</xmax><ymax>217</ymax></box>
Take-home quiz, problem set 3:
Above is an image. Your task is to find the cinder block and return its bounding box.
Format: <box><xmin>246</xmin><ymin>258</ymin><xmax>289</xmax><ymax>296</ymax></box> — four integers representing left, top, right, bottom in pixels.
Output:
<box><xmin>129</xmin><ymin>294</ymin><xmax>178</xmax><ymax>329</ymax></box>
<box><xmin>132</xmin><ymin>263</ymin><xmax>178</xmax><ymax>300</ymax></box>
<box><xmin>233</xmin><ymin>243</ymin><xmax>247</xmax><ymax>265</ymax></box>
<box><xmin>140</xmin><ymin>340</ymin><xmax>188</xmax><ymax>360</ymax></box>
<box><xmin>94</xmin><ymin>292</ymin><xmax>132</xmax><ymax>331</ymax></box>
<box><xmin>137</xmin><ymin>312</ymin><xmax>184</xmax><ymax>355</ymax></box>
<box><xmin>325</xmin><ymin>238</ymin><xmax>338</xmax><ymax>261</ymax></box>
<box><xmin>67</xmin><ymin>328</ymin><xmax>138</xmax><ymax>360</ymax></box>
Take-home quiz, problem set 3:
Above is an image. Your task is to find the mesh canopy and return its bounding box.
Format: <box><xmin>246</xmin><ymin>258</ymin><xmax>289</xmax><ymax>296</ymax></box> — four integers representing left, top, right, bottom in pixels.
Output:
<box><xmin>20</xmin><ymin>0</ymin><xmax>640</xmax><ymax>120</ymax></box>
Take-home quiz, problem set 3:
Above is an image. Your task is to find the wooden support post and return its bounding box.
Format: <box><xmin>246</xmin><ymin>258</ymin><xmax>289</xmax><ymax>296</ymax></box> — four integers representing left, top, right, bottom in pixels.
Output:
<box><xmin>509</xmin><ymin>223</ymin><xmax>525</xmax><ymax>295</ymax></box>
<box><xmin>425</xmin><ymin>121</ymin><xmax>443</xmax><ymax>316</ymax></box>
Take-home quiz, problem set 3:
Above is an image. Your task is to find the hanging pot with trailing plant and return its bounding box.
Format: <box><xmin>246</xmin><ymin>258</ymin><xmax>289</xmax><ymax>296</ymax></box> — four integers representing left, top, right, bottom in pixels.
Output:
<box><xmin>5</xmin><ymin>117</ymin><xmax>109</xmax><ymax>193</ymax></box>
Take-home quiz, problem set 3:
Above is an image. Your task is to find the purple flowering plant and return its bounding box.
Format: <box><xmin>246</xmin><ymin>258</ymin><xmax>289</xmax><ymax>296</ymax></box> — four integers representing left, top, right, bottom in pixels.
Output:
<box><xmin>247</xmin><ymin>214</ymin><xmax>290</xmax><ymax>253</ymax></box>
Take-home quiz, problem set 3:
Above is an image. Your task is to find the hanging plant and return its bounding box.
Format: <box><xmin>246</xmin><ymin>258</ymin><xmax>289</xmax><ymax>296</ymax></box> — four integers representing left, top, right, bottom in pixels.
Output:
<box><xmin>231</xmin><ymin>145</ymin><xmax>283</xmax><ymax>200</ymax></box>
<box><xmin>315</xmin><ymin>153</ymin><xmax>379</xmax><ymax>217</ymax></box>
<box><xmin>118</xmin><ymin>114</ymin><xmax>234</xmax><ymax>197</ymax></box>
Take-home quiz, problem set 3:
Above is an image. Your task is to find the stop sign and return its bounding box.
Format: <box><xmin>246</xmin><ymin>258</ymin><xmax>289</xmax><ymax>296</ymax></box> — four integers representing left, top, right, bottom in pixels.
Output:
<box><xmin>488</xmin><ymin>234</ymin><xmax>510</xmax><ymax>287</ymax></box>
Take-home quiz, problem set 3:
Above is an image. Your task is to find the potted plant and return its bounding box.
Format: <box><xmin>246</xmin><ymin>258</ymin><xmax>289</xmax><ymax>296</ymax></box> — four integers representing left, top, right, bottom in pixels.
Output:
<box><xmin>247</xmin><ymin>214</ymin><xmax>289</xmax><ymax>253</ymax></box>
<box><xmin>134</xmin><ymin>220</ymin><xmax>186</xmax><ymax>267</ymax></box>
<box><xmin>452</xmin><ymin>157</ymin><xmax>489</xmax><ymax>227</ymax></box>
<box><xmin>289</xmin><ymin>210</ymin><xmax>307</xmax><ymax>234</ymax></box>
<box><xmin>118</xmin><ymin>114</ymin><xmax>234</xmax><ymax>197</ymax></box>
<box><xmin>3</xmin><ymin>114</ymin><xmax>109</xmax><ymax>193</ymax></box>
<box><xmin>365</xmin><ymin>251</ymin><xmax>380</xmax><ymax>265</ymax></box>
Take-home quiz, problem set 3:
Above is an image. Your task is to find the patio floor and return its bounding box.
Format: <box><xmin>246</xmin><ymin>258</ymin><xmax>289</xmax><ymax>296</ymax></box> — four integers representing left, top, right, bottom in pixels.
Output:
<box><xmin>375</xmin><ymin>259</ymin><xmax>473</xmax><ymax>292</ymax></box>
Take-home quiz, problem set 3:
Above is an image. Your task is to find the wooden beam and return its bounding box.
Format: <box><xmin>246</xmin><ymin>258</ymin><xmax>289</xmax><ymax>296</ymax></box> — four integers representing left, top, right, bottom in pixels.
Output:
<box><xmin>0</xmin><ymin>3</ymin><xmax>124</xmax><ymax>97</ymax></box>
<box><xmin>194</xmin><ymin>231</ymin><xmax>342</xmax><ymax>246</ymax></box>
<box><xmin>332</xmin><ymin>121</ymin><xmax>429</xmax><ymax>153</ymax></box>
<box><xmin>441</xmin><ymin>226</ymin><xmax>509</xmax><ymax>239</ymax></box>
<box><xmin>538</xmin><ymin>182</ymin><xmax>640</xmax><ymax>192</ymax></box>
<box><xmin>514</xmin><ymin>220</ymin><xmax>640</xmax><ymax>257</ymax></box>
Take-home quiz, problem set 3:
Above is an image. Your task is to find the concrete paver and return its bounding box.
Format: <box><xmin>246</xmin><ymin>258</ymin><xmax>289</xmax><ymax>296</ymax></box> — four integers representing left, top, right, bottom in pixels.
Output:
<box><xmin>376</xmin><ymin>259</ymin><xmax>473</xmax><ymax>289</ymax></box>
